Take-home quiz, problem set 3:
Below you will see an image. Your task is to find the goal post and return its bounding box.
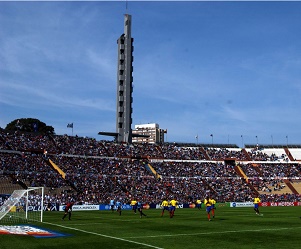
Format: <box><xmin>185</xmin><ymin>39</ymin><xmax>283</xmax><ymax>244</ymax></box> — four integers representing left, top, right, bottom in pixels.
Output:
<box><xmin>0</xmin><ymin>187</ymin><xmax>44</xmax><ymax>224</ymax></box>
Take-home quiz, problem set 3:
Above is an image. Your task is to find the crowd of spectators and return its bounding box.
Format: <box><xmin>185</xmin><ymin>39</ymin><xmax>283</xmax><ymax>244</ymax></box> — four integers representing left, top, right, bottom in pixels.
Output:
<box><xmin>1</xmin><ymin>130</ymin><xmax>301</xmax><ymax>207</ymax></box>
<box><xmin>239</xmin><ymin>162</ymin><xmax>301</xmax><ymax>194</ymax></box>
<box><xmin>1</xmin><ymin>130</ymin><xmax>290</xmax><ymax>161</ymax></box>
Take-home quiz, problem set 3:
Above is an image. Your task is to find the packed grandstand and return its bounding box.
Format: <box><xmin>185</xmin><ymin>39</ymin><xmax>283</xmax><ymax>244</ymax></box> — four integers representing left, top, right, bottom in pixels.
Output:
<box><xmin>1</xmin><ymin>129</ymin><xmax>301</xmax><ymax>208</ymax></box>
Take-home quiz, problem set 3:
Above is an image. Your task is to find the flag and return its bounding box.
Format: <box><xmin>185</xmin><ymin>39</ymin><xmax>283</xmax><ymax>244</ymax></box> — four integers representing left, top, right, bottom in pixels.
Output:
<box><xmin>32</xmin><ymin>122</ymin><xmax>38</xmax><ymax>132</ymax></box>
<box><xmin>67</xmin><ymin>123</ymin><xmax>73</xmax><ymax>128</ymax></box>
<box><xmin>210</xmin><ymin>134</ymin><xmax>213</xmax><ymax>137</ymax></box>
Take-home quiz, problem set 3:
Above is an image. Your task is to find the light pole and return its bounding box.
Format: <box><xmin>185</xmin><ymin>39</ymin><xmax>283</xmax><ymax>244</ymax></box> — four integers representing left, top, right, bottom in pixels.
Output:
<box><xmin>271</xmin><ymin>135</ymin><xmax>273</xmax><ymax>146</ymax></box>
<box><xmin>286</xmin><ymin>135</ymin><xmax>288</xmax><ymax>146</ymax></box>
<box><xmin>210</xmin><ymin>134</ymin><xmax>213</xmax><ymax>145</ymax></box>
<box><xmin>256</xmin><ymin>135</ymin><xmax>258</xmax><ymax>145</ymax></box>
<box><xmin>195</xmin><ymin>134</ymin><xmax>198</xmax><ymax>145</ymax></box>
<box><xmin>241</xmin><ymin>135</ymin><xmax>244</xmax><ymax>148</ymax></box>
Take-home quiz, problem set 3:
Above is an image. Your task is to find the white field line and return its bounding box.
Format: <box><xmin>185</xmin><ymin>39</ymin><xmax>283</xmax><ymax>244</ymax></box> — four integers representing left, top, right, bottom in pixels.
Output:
<box><xmin>124</xmin><ymin>226</ymin><xmax>301</xmax><ymax>239</ymax></box>
<box><xmin>63</xmin><ymin>220</ymin><xmax>138</xmax><ymax>226</ymax></box>
<box><xmin>43</xmin><ymin>221</ymin><xmax>164</xmax><ymax>249</ymax></box>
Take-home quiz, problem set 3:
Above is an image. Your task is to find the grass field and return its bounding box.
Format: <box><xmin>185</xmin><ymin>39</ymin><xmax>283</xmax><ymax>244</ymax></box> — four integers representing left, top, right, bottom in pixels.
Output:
<box><xmin>1</xmin><ymin>206</ymin><xmax>301</xmax><ymax>249</ymax></box>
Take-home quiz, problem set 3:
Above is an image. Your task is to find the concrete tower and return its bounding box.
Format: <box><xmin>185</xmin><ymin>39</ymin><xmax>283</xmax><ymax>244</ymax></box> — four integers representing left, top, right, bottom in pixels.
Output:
<box><xmin>116</xmin><ymin>14</ymin><xmax>134</xmax><ymax>143</ymax></box>
<box><xmin>99</xmin><ymin>14</ymin><xmax>148</xmax><ymax>143</ymax></box>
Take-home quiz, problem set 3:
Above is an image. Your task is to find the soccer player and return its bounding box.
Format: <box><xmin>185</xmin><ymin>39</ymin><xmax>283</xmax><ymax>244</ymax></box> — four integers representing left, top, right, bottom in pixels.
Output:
<box><xmin>130</xmin><ymin>199</ymin><xmax>138</xmax><ymax>214</ymax></box>
<box><xmin>137</xmin><ymin>201</ymin><xmax>147</xmax><ymax>218</ymax></box>
<box><xmin>204</xmin><ymin>196</ymin><xmax>213</xmax><ymax>221</ymax></box>
<box><xmin>210</xmin><ymin>197</ymin><xmax>216</xmax><ymax>218</ymax></box>
<box><xmin>196</xmin><ymin>199</ymin><xmax>202</xmax><ymax>210</ymax></box>
<box><xmin>253</xmin><ymin>195</ymin><xmax>261</xmax><ymax>215</ymax></box>
<box><xmin>160</xmin><ymin>198</ymin><xmax>169</xmax><ymax>217</ymax></box>
<box><xmin>169</xmin><ymin>197</ymin><xmax>178</xmax><ymax>218</ymax></box>
<box><xmin>110</xmin><ymin>198</ymin><xmax>115</xmax><ymax>212</ymax></box>
<box><xmin>116</xmin><ymin>199</ymin><xmax>122</xmax><ymax>216</ymax></box>
<box><xmin>62</xmin><ymin>200</ymin><xmax>74</xmax><ymax>221</ymax></box>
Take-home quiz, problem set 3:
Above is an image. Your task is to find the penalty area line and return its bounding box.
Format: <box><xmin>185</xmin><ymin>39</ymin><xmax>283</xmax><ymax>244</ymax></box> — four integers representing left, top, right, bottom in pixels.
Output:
<box><xmin>124</xmin><ymin>226</ymin><xmax>301</xmax><ymax>239</ymax></box>
<box><xmin>43</xmin><ymin>222</ymin><xmax>163</xmax><ymax>249</ymax></box>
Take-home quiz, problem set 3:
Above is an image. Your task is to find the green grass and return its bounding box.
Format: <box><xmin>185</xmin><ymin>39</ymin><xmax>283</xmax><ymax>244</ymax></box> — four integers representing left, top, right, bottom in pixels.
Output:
<box><xmin>1</xmin><ymin>206</ymin><xmax>301</xmax><ymax>249</ymax></box>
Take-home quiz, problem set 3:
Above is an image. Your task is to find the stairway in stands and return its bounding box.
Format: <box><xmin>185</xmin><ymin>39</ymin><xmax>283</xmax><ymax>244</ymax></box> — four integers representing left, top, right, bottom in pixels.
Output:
<box><xmin>290</xmin><ymin>180</ymin><xmax>301</xmax><ymax>194</ymax></box>
<box><xmin>241</xmin><ymin>148</ymin><xmax>252</xmax><ymax>161</ymax></box>
<box><xmin>143</xmin><ymin>162</ymin><xmax>161</xmax><ymax>180</ymax></box>
<box><xmin>200</xmin><ymin>147</ymin><xmax>210</xmax><ymax>160</ymax></box>
<box><xmin>283</xmin><ymin>179</ymin><xmax>299</xmax><ymax>194</ymax></box>
<box><xmin>284</xmin><ymin>147</ymin><xmax>295</xmax><ymax>161</ymax></box>
<box><xmin>234</xmin><ymin>165</ymin><xmax>258</xmax><ymax>194</ymax></box>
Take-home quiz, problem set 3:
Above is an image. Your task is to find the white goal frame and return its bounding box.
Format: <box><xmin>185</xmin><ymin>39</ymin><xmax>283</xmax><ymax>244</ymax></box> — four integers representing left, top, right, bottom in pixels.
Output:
<box><xmin>0</xmin><ymin>187</ymin><xmax>44</xmax><ymax>223</ymax></box>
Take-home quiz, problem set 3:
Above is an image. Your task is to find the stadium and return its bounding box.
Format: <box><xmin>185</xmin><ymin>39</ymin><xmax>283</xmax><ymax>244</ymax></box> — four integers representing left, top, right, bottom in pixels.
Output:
<box><xmin>1</xmin><ymin>129</ymin><xmax>301</xmax><ymax>248</ymax></box>
<box><xmin>1</xmin><ymin>3</ymin><xmax>301</xmax><ymax>249</ymax></box>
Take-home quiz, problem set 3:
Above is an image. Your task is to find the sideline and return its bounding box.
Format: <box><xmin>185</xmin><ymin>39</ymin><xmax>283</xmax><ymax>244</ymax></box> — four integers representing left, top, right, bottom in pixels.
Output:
<box><xmin>124</xmin><ymin>226</ymin><xmax>301</xmax><ymax>239</ymax></box>
<box><xmin>43</xmin><ymin>221</ymin><xmax>164</xmax><ymax>249</ymax></box>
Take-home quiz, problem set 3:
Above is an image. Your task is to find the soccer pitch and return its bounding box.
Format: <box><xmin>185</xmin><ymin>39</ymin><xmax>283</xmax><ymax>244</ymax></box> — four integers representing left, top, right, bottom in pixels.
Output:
<box><xmin>1</xmin><ymin>206</ymin><xmax>301</xmax><ymax>249</ymax></box>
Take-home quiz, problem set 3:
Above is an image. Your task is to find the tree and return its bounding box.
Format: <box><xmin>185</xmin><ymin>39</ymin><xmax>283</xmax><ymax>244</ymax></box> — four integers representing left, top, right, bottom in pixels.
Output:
<box><xmin>5</xmin><ymin>118</ymin><xmax>55</xmax><ymax>135</ymax></box>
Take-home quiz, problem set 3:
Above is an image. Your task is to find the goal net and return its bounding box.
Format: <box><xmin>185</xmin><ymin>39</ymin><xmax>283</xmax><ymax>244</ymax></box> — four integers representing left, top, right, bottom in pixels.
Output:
<box><xmin>0</xmin><ymin>187</ymin><xmax>44</xmax><ymax>224</ymax></box>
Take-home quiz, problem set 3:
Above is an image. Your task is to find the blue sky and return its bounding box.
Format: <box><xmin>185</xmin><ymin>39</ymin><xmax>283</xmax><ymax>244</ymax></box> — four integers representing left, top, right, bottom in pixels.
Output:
<box><xmin>1</xmin><ymin>1</ymin><xmax>301</xmax><ymax>146</ymax></box>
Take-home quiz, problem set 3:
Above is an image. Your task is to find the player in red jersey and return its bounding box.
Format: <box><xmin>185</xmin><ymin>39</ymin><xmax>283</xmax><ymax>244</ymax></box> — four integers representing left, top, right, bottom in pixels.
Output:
<box><xmin>62</xmin><ymin>200</ymin><xmax>74</xmax><ymax>221</ymax></box>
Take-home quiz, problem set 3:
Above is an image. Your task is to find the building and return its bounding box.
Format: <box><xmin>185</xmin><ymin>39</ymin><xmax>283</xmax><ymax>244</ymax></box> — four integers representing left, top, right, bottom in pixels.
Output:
<box><xmin>132</xmin><ymin>123</ymin><xmax>166</xmax><ymax>144</ymax></box>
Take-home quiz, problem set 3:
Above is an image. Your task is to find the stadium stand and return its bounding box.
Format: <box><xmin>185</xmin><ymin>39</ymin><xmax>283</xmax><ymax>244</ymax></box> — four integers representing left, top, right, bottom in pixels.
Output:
<box><xmin>1</xmin><ymin>130</ymin><xmax>301</xmax><ymax>207</ymax></box>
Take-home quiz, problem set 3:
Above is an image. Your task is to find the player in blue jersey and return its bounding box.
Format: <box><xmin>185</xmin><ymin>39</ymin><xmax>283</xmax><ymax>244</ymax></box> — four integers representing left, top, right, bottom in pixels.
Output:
<box><xmin>116</xmin><ymin>199</ymin><xmax>122</xmax><ymax>216</ymax></box>
<box><xmin>109</xmin><ymin>198</ymin><xmax>115</xmax><ymax>212</ymax></box>
<box><xmin>137</xmin><ymin>201</ymin><xmax>147</xmax><ymax>218</ymax></box>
